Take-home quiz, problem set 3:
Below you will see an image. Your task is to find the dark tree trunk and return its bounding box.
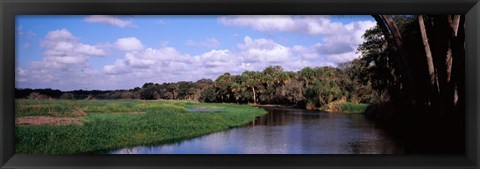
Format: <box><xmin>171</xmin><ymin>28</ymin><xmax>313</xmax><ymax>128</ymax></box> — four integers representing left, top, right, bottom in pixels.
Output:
<box><xmin>372</xmin><ymin>15</ymin><xmax>415</xmax><ymax>105</ymax></box>
<box><xmin>369</xmin><ymin>14</ymin><xmax>465</xmax><ymax>153</ymax></box>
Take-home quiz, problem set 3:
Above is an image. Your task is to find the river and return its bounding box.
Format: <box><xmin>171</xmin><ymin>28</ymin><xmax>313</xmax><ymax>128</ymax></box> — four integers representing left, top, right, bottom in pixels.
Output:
<box><xmin>109</xmin><ymin>107</ymin><xmax>405</xmax><ymax>154</ymax></box>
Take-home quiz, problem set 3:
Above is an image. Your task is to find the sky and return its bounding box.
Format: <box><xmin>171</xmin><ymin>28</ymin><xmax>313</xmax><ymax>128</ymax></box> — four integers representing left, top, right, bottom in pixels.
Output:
<box><xmin>15</xmin><ymin>15</ymin><xmax>376</xmax><ymax>91</ymax></box>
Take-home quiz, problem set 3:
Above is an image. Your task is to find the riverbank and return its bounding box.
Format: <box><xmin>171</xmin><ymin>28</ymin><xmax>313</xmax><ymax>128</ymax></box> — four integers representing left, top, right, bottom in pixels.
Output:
<box><xmin>254</xmin><ymin>101</ymin><xmax>368</xmax><ymax>114</ymax></box>
<box><xmin>322</xmin><ymin>101</ymin><xmax>368</xmax><ymax>113</ymax></box>
<box><xmin>15</xmin><ymin>99</ymin><xmax>267</xmax><ymax>154</ymax></box>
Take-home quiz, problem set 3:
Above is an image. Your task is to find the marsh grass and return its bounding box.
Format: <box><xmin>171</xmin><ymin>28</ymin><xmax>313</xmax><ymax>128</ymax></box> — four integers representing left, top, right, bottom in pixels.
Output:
<box><xmin>321</xmin><ymin>101</ymin><xmax>368</xmax><ymax>114</ymax></box>
<box><xmin>15</xmin><ymin>99</ymin><xmax>267</xmax><ymax>154</ymax></box>
<box><xmin>337</xmin><ymin>102</ymin><xmax>369</xmax><ymax>113</ymax></box>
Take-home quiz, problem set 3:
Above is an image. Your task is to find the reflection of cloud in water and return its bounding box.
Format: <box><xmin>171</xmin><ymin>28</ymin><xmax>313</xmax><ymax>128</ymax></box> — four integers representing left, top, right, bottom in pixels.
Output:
<box><xmin>242</xmin><ymin>126</ymin><xmax>289</xmax><ymax>154</ymax></box>
<box><xmin>199</xmin><ymin>131</ymin><xmax>234</xmax><ymax>153</ymax></box>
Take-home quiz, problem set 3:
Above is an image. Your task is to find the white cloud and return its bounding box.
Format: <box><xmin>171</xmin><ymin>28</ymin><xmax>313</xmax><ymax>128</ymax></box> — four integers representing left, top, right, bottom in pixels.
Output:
<box><xmin>324</xmin><ymin>51</ymin><xmax>360</xmax><ymax>64</ymax></box>
<box><xmin>102</xmin><ymin>36</ymin><xmax>302</xmax><ymax>86</ymax></box>
<box><xmin>219</xmin><ymin>15</ymin><xmax>344</xmax><ymax>35</ymax></box>
<box><xmin>313</xmin><ymin>20</ymin><xmax>376</xmax><ymax>61</ymax></box>
<box><xmin>104</xmin><ymin>60</ymin><xmax>129</xmax><ymax>75</ymax></box>
<box><xmin>16</xmin><ymin>67</ymin><xmax>27</xmax><ymax>77</ymax></box>
<box><xmin>94</xmin><ymin>36</ymin><xmax>345</xmax><ymax>89</ymax></box>
<box><xmin>195</xmin><ymin>49</ymin><xmax>233</xmax><ymax>67</ymax></box>
<box><xmin>219</xmin><ymin>15</ymin><xmax>376</xmax><ymax>62</ymax></box>
<box><xmin>85</xmin><ymin>15</ymin><xmax>135</xmax><ymax>28</ymax></box>
<box><xmin>104</xmin><ymin>46</ymin><xmax>192</xmax><ymax>75</ymax></box>
<box><xmin>314</xmin><ymin>42</ymin><xmax>354</xmax><ymax>55</ymax></box>
<box><xmin>16</xmin><ymin>27</ymin><xmax>37</xmax><ymax>39</ymax></box>
<box><xmin>292</xmin><ymin>45</ymin><xmax>319</xmax><ymax>59</ymax></box>
<box><xmin>192</xmin><ymin>49</ymin><xmax>243</xmax><ymax>76</ymax></box>
<box><xmin>76</xmin><ymin>43</ymin><xmax>107</xmax><ymax>56</ymax></box>
<box><xmin>186</xmin><ymin>38</ymin><xmax>220</xmax><ymax>49</ymax></box>
<box><xmin>346</xmin><ymin>20</ymin><xmax>377</xmax><ymax>44</ymax></box>
<box><xmin>40</xmin><ymin>29</ymin><xmax>106</xmax><ymax>66</ymax></box>
<box><xmin>237</xmin><ymin>36</ymin><xmax>290</xmax><ymax>63</ymax></box>
<box><xmin>115</xmin><ymin>37</ymin><xmax>144</xmax><ymax>51</ymax></box>
<box><xmin>44</xmin><ymin>28</ymin><xmax>75</xmax><ymax>41</ymax></box>
<box><xmin>16</xmin><ymin>29</ymin><xmax>109</xmax><ymax>90</ymax></box>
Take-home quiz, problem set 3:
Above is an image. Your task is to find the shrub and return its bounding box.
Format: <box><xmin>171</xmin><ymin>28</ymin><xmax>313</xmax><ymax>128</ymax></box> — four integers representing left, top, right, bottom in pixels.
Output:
<box><xmin>60</xmin><ymin>93</ymin><xmax>75</xmax><ymax>99</ymax></box>
<box><xmin>26</xmin><ymin>92</ymin><xmax>50</xmax><ymax>100</ymax></box>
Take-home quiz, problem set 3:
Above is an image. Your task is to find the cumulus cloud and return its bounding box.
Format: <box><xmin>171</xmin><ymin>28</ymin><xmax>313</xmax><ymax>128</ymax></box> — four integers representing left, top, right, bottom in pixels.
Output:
<box><xmin>195</xmin><ymin>49</ymin><xmax>233</xmax><ymax>68</ymax></box>
<box><xmin>24</xmin><ymin>34</ymin><xmax>347</xmax><ymax>90</ymax></box>
<box><xmin>15</xmin><ymin>68</ymin><xmax>28</xmax><ymax>82</ymax></box>
<box><xmin>237</xmin><ymin>36</ymin><xmax>290</xmax><ymax>63</ymax></box>
<box><xmin>100</xmin><ymin>36</ymin><xmax>317</xmax><ymax>86</ymax></box>
<box><xmin>186</xmin><ymin>38</ymin><xmax>220</xmax><ymax>49</ymax></box>
<box><xmin>104</xmin><ymin>37</ymin><xmax>193</xmax><ymax>79</ymax></box>
<box><xmin>219</xmin><ymin>15</ymin><xmax>345</xmax><ymax>35</ymax></box>
<box><xmin>115</xmin><ymin>37</ymin><xmax>145</xmax><ymax>51</ymax></box>
<box><xmin>324</xmin><ymin>51</ymin><xmax>360</xmax><ymax>64</ymax></box>
<box><xmin>41</xmin><ymin>29</ymin><xmax>106</xmax><ymax>65</ymax></box>
<box><xmin>314</xmin><ymin>42</ymin><xmax>354</xmax><ymax>55</ymax></box>
<box><xmin>16</xmin><ymin>29</ymin><xmax>109</xmax><ymax>90</ymax></box>
<box><xmin>219</xmin><ymin>15</ymin><xmax>376</xmax><ymax>62</ymax></box>
<box><xmin>292</xmin><ymin>45</ymin><xmax>319</xmax><ymax>59</ymax></box>
<box><xmin>18</xmin><ymin>35</ymin><xmax>342</xmax><ymax>90</ymax></box>
<box><xmin>85</xmin><ymin>15</ymin><xmax>135</xmax><ymax>28</ymax></box>
<box><xmin>44</xmin><ymin>28</ymin><xmax>75</xmax><ymax>41</ymax></box>
<box><xmin>103</xmin><ymin>60</ymin><xmax>130</xmax><ymax>75</ymax></box>
<box><xmin>313</xmin><ymin>20</ymin><xmax>375</xmax><ymax>61</ymax></box>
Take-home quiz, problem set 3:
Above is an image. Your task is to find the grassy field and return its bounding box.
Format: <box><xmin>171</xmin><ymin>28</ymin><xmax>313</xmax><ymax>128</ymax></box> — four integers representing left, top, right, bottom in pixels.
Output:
<box><xmin>15</xmin><ymin>99</ymin><xmax>267</xmax><ymax>154</ymax></box>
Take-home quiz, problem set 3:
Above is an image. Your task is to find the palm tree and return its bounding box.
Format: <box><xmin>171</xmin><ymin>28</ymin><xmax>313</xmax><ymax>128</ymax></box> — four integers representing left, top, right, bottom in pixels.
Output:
<box><xmin>300</xmin><ymin>67</ymin><xmax>316</xmax><ymax>87</ymax></box>
<box><xmin>241</xmin><ymin>71</ymin><xmax>260</xmax><ymax>104</ymax></box>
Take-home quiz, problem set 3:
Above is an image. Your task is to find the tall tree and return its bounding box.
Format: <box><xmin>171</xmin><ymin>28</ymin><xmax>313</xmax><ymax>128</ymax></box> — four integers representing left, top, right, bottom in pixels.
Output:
<box><xmin>368</xmin><ymin>15</ymin><xmax>465</xmax><ymax>126</ymax></box>
<box><xmin>241</xmin><ymin>71</ymin><xmax>261</xmax><ymax>104</ymax></box>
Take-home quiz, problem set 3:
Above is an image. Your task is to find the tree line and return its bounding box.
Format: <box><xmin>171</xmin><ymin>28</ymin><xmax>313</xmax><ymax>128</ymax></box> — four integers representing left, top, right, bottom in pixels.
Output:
<box><xmin>16</xmin><ymin>64</ymin><xmax>378</xmax><ymax>110</ymax></box>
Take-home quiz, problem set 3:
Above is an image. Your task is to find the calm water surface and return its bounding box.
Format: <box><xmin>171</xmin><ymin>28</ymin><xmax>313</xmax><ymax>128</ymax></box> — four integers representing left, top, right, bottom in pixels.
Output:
<box><xmin>110</xmin><ymin>107</ymin><xmax>404</xmax><ymax>154</ymax></box>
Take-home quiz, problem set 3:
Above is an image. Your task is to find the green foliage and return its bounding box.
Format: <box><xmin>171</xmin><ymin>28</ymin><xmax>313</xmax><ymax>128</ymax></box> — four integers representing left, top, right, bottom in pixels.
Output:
<box><xmin>59</xmin><ymin>93</ymin><xmax>75</xmax><ymax>99</ymax></box>
<box><xmin>338</xmin><ymin>102</ymin><xmax>369</xmax><ymax>114</ymax></box>
<box><xmin>199</xmin><ymin>87</ymin><xmax>217</xmax><ymax>103</ymax></box>
<box><xmin>139</xmin><ymin>86</ymin><xmax>158</xmax><ymax>100</ymax></box>
<box><xmin>16</xmin><ymin>100</ymin><xmax>84</xmax><ymax>117</ymax></box>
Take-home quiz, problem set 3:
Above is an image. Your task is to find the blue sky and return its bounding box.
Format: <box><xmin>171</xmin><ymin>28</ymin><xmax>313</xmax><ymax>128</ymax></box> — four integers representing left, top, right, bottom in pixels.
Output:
<box><xmin>16</xmin><ymin>15</ymin><xmax>376</xmax><ymax>91</ymax></box>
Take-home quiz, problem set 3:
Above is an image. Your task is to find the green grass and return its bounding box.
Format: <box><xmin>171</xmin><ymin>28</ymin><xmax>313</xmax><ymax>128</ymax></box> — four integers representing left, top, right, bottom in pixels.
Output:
<box><xmin>15</xmin><ymin>99</ymin><xmax>267</xmax><ymax>154</ymax></box>
<box><xmin>320</xmin><ymin>101</ymin><xmax>369</xmax><ymax>114</ymax></box>
<box><xmin>337</xmin><ymin>102</ymin><xmax>369</xmax><ymax>113</ymax></box>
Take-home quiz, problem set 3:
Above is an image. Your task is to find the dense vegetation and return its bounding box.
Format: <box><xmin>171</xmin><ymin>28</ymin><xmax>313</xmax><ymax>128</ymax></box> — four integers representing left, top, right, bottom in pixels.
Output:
<box><xmin>16</xmin><ymin>99</ymin><xmax>267</xmax><ymax>154</ymax></box>
<box><xmin>16</xmin><ymin>64</ymin><xmax>375</xmax><ymax>111</ymax></box>
<box><xmin>355</xmin><ymin>15</ymin><xmax>465</xmax><ymax>153</ymax></box>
